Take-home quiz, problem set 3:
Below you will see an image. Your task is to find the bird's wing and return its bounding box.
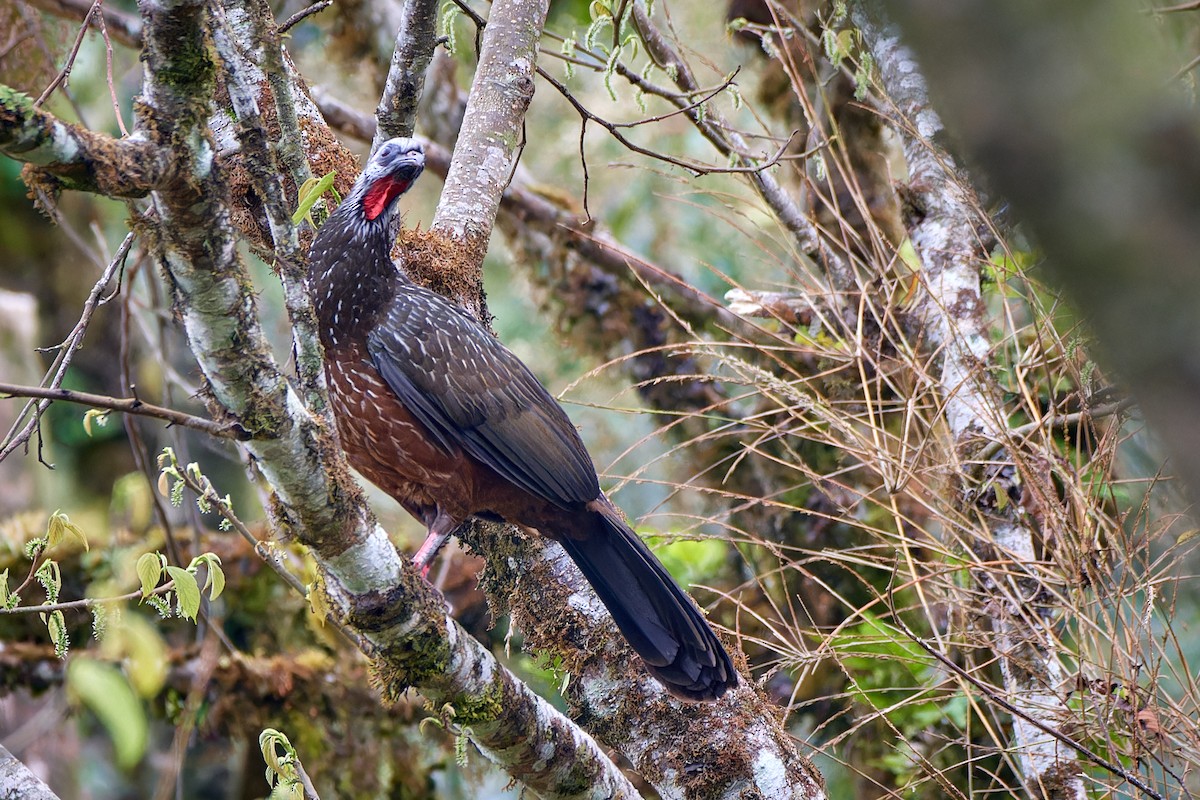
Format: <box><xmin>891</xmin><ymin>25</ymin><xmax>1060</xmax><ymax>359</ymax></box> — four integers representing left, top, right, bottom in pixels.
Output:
<box><xmin>366</xmin><ymin>285</ymin><xmax>601</xmax><ymax>509</ymax></box>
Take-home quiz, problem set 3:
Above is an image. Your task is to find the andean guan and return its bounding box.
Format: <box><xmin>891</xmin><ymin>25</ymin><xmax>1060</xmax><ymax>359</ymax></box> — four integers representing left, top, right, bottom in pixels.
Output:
<box><xmin>307</xmin><ymin>137</ymin><xmax>737</xmax><ymax>701</ymax></box>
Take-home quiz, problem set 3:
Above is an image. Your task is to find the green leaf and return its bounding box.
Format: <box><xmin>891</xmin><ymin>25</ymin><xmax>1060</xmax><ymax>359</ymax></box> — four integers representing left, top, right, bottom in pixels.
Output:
<box><xmin>293</xmin><ymin>170</ymin><xmax>337</xmax><ymax>226</ymax></box>
<box><xmin>165</xmin><ymin>566</ymin><xmax>201</xmax><ymax>622</ymax></box>
<box><xmin>67</xmin><ymin>658</ymin><xmax>148</xmax><ymax>770</ymax></box>
<box><xmin>0</xmin><ymin>569</ymin><xmax>8</xmax><ymax>609</ymax></box>
<box><xmin>47</xmin><ymin>510</ymin><xmax>89</xmax><ymax>552</ymax></box>
<box><xmin>136</xmin><ymin>552</ymin><xmax>163</xmax><ymax>598</ymax></box>
<box><xmin>190</xmin><ymin>553</ymin><xmax>225</xmax><ymax>602</ymax></box>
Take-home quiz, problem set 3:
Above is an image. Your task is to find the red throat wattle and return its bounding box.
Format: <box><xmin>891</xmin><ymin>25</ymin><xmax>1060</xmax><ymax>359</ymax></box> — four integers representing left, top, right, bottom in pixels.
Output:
<box><xmin>363</xmin><ymin>175</ymin><xmax>411</xmax><ymax>221</ymax></box>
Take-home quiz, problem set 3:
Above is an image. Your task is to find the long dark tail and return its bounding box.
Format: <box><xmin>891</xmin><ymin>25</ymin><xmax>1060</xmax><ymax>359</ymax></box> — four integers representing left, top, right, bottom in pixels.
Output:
<box><xmin>557</xmin><ymin>504</ymin><xmax>737</xmax><ymax>701</ymax></box>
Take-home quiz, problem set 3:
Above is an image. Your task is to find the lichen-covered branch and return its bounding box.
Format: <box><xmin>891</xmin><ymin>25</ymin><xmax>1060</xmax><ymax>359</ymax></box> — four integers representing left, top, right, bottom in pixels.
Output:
<box><xmin>853</xmin><ymin>4</ymin><xmax>1085</xmax><ymax>797</ymax></box>
<box><xmin>0</xmin><ymin>745</ymin><xmax>60</xmax><ymax>800</ymax></box>
<box><xmin>372</xmin><ymin>0</ymin><xmax>439</xmax><ymax>148</ymax></box>
<box><xmin>429</xmin><ymin>0</ymin><xmax>550</xmax><ymax>312</ymax></box>
<box><xmin>0</xmin><ymin>85</ymin><xmax>167</xmax><ymax>197</ymax></box>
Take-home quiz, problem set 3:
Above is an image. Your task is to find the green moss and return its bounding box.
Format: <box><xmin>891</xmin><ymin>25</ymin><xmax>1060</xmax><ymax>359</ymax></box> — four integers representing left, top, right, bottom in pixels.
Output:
<box><xmin>446</xmin><ymin>680</ymin><xmax>505</xmax><ymax>726</ymax></box>
<box><xmin>0</xmin><ymin>85</ymin><xmax>35</xmax><ymax>114</ymax></box>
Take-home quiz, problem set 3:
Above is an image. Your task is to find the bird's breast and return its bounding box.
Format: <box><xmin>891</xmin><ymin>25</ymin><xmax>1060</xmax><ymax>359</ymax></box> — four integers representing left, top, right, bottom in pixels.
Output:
<box><xmin>324</xmin><ymin>344</ymin><xmax>467</xmax><ymax>512</ymax></box>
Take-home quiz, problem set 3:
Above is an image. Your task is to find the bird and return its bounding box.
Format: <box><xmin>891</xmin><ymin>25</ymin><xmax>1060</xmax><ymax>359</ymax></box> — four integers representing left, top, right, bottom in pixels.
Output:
<box><xmin>307</xmin><ymin>137</ymin><xmax>737</xmax><ymax>701</ymax></box>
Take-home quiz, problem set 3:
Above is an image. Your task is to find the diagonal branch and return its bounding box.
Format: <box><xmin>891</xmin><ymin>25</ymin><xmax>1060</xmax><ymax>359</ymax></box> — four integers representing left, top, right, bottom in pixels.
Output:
<box><xmin>0</xmin><ymin>745</ymin><xmax>60</xmax><ymax>800</ymax></box>
<box><xmin>853</xmin><ymin>4</ymin><xmax>1086</xmax><ymax>797</ymax></box>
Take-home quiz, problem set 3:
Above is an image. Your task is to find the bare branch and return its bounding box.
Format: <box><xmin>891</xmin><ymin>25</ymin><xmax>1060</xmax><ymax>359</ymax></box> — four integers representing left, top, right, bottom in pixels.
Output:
<box><xmin>0</xmin><ymin>232</ymin><xmax>132</xmax><ymax>464</ymax></box>
<box><xmin>629</xmin><ymin>2</ymin><xmax>853</xmax><ymax>294</ymax></box>
<box><xmin>0</xmin><ymin>382</ymin><xmax>248</xmax><ymax>440</ymax></box>
<box><xmin>25</xmin><ymin>0</ymin><xmax>142</xmax><ymax>47</ymax></box>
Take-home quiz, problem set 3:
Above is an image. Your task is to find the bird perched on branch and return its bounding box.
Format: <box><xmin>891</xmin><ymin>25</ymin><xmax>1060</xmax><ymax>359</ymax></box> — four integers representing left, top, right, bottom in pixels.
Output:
<box><xmin>307</xmin><ymin>137</ymin><xmax>737</xmax><ymax>701</ymax></box>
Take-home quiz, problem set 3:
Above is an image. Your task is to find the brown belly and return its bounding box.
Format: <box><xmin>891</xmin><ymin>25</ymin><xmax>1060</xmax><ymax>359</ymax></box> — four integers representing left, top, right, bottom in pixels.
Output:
<box><xmin>324</xmin><ymin>346</ymin><xmax>585</xmax><ymax>538</ymax></box>
<box><xmin>325</xmin><ymin>353</ymin><xmax>468</xmax><ymax>516</ymax></box>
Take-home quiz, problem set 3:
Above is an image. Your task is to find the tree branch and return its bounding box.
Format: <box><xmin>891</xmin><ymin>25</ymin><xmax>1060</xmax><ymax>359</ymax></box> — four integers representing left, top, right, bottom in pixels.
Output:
<box><xmin>429</xmin><ymin>0</ymin><xmax>550</xmax><ymax>313</ymax></box>
<box><xmin>0</xmin><ymin>87</ymin><xmax>168</xmax><ymax>197</ymax></box>
<box><xmin>0</xmin><ymin>382</ymin><xmax>248</xmax><ymax>440</ymax></box>
<box><xmin>372</xmin><ymin>0</ymin><xmax>439</xmax><ymax>149</ymax></box>
<box><xmin>0</xmin><ymin>745</ymin><xmax>60</xmax><ymax>800</ymax></box>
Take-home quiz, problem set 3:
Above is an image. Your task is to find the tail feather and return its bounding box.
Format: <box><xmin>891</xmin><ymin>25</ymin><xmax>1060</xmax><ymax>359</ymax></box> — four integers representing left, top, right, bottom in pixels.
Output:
<box><xmin>557</xmin><ymin>507</ymin><xmax>737</xmax><ymax>701</ymax></box>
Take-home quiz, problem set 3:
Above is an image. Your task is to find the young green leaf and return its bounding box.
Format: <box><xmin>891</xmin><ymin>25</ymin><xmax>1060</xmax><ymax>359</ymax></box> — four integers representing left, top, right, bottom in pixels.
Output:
<box><xmin>165</xmin><ymin>566</ymin><xmax>201</xmax><ymax>622</ymax></box>
<box><xmin>291</xmin><ymin>170</ymin><xmax>337</xmax><ymax>226</ymax></box>
<box><xmin>47</xmin><ymin>510</ymin><xmax>89</xmax><ymax>552</ymax></box>
<box><xmin>136</xmin><ymin>552</ymin><xmax>163</xmax><ymax>598</ymax></box>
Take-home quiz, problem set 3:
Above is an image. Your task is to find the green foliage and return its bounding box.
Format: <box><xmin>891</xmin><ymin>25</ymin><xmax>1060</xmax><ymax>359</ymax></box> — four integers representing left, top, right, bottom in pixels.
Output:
<box><xmin>649</xmin><ymin>535</ymin><xmax>728</xmax><ymax>588</ymax></box>
<box><xmin>831</xmin><ymin>613</ymin><xmax>968</xmax><ymax>737</ymax></box>
<box><xmin>67</xmin><ymin>657</ymin><xmax>148</xmax><ymax>770</ymax></box>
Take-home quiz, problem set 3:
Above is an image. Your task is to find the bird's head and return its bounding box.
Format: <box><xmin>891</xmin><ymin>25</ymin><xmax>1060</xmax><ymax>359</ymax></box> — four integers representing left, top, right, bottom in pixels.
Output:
<box><xmin>355</xmin><ymin>138</ymin><xmax>425</xmax><ymax>223</ymax></box>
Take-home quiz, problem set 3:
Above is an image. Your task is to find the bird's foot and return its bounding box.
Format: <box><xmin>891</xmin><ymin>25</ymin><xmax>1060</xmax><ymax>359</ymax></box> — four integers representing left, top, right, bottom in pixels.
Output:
<box><xmin>412</xmin><ymin>512</ymin><xmax>461</xmax><ymax>579</ymax></box>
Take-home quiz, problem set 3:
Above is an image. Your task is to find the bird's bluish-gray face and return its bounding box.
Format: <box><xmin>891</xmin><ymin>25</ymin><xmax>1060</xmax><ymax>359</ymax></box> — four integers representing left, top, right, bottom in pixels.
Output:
<box><xmin>361</xmin><ymin>138</ymin><xmax>425</xmax><ymax>221</ymax></box>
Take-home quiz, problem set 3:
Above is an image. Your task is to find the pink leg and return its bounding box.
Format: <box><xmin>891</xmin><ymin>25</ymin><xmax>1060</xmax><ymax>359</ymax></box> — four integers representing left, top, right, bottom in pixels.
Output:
<box><xmin>412</xmin><ymin>511</ymin><xmax>461</xmax><ymax>578</ymax></box>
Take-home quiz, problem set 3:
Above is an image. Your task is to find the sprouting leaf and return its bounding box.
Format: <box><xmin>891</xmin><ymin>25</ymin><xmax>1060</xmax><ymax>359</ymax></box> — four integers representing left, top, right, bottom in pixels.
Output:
<box><xmin>292</xmin><ymin>170</ymin><xmax>337</xmax><ymax>227</ymax></box>
<box><xmin>165</xmin><ymin>566</ymin><xmax>201</xmax><ymax>622</ymax></box>
<box><xmin>136</xmin><ymin>552</ymin><xmax>163</xmax><ymax>598</ymax></box>
<box><xmin>46</xmin><ymin>510</ymin><xmax>88</xmax><ymax>551</ymax></box>
<box><xmin>190</xmin><ymin>553</ymin><xmax>225</xmax><ymax>602</ymax></box>
<box><xmin>67</xmin><ymin>658</ymin><xmax>148</xmax><ymax>769</ymax></box>
<box><xmin>260</xmin><ymin>728</ymin><xmax>304</xmax><ymax>797</ymax></box>
<box><xmin>0</xmin><ymin>569</ymin><xmax>8</xmax><ymax>609</ymax></box>
<box><xmin>83</xmin><ymin>408</ymin><xmax>110</xmax><ymax>436</ymax></box>
<box><xmin>46</xmin><ymin>510</ymin><xmax>65</xmax><ymax>548</ymax></box>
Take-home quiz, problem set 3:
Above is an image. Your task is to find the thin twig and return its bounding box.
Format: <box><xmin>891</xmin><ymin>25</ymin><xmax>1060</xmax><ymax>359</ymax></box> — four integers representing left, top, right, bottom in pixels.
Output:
<box><xmin>0</xmin><ymin>582</ymin><xmax>176</xmax><ymax>616</ymax></box>
<box><xmin>278</xmin><ymin>0</ymin><xmax>331</xmax><ymax>34</ymax></box>
<box><xmin>34</xmin><ymin>0</ymin><xmax>101</xmax><ymax>107</ymax></box>
<box><xmin>0</xmin><ymin>232</ymin><xmax>134</xmax><ymax>464</ymax></box>
<box><xmin>0</xmin><ymin>382</ymin><xmax>249</xmax><ymax>440</ymax></box>
<box><xmin>97</xmin><ymin>13</ymin><xmax>128</xmax><ymax>135</ymax></box>
<box><xmin>897</xmin><ymin>620</ymin><xmax>1165</xmax><ymax>800</ymax></box>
